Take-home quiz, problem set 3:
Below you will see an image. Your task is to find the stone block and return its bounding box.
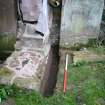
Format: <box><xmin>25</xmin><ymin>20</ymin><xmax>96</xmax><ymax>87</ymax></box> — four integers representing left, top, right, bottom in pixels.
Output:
<box><xmin>0</xmin><ymin>0</ymin><xmax>17</xmax><ymax>35</ymax></box>
<box><xmin>60</xmin><ymin>0</ymin><xmax>104</xmax><ymax>46</ymax></box>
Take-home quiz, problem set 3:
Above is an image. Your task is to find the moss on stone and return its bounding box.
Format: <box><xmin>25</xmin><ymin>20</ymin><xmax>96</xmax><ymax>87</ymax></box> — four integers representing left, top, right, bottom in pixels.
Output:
<box><xmin>0</xmin><ymin>34</ymin><xmax>16</xmax><ymax>60</ymax></box>
<box><xmin>14</xmin><ymin>77</ymin><xmax>40</xmax><ymax>91</ymax></box>
<box><xmin>60</xmin><ymin>38</ymin><xmax>98</xmax><ymax>51</ymax></box>
<box><xmin>0</xmin><ymin>67</ymin><xmax>13</xmax><ymax>76</ymax></box>
<box><xmin>0</xmin><ymin>34</ymin><xmax>16</xmax><ymax>49</ymax></box>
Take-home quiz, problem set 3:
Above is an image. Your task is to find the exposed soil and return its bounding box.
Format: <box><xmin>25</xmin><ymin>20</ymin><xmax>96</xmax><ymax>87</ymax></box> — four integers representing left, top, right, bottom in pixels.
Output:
<box><xmin>0</xmin><ymin>98</ymin><xmax>15</xmax><ymax>105</ymax></box>
<box><xmin>40</xmin><ymin>7</ymin><xmax>61</xmax><ymax>96</ymax></box>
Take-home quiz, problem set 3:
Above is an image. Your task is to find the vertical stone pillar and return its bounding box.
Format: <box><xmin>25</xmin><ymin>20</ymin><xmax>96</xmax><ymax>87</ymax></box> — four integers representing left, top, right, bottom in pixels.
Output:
<box><xmin>0</xmin><ymin>0</ymin><xmax>17</xmax><ymax>35</ymax></box>
<box><xmin>60</xmin><ymin>0</ymin><xmax>104</xmax><ymax>46</ymax></box>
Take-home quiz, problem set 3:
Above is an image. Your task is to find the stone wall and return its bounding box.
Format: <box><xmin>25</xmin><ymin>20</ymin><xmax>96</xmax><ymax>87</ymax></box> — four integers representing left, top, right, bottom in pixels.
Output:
<box><xmin>60</xmin><ymin>0</ymin><xmax>104</xmax><ymax>46</ymax></box>
<box><xmin>0</xmin><ymin>0</ymin><xmax>17</xmax><ymax>35</ymax></box>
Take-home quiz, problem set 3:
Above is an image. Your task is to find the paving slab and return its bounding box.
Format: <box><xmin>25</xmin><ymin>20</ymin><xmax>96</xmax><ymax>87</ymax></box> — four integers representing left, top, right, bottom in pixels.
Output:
<box><xmin>0</xmin><ymin>47</ymin><xmax>49</xmax><ymax>91</ymax></box>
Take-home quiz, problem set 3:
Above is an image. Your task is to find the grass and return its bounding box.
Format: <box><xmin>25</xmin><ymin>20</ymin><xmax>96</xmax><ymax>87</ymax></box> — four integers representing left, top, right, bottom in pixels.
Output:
<box><xmin>0</xmin><ymin>37</ymin><xmax>105</xmax><ymax>105</ymax></box>
<box><xmin>0</xmin><ymin>60</ymin><xmax>105</xmax><ymax>105</ymax></box>
<box><xmin>60</xmin><ymin>38</ymin><xmax>105</xmax><ymax>51</ymax></box>
<box><xmin>66</xmin><ymin>60</ymin><xmax>105</xmax><ymax>105</ymax></box>
<box><xmin>88</xmin><ymin>46</ymin><xmax>105</xmax><ymax>55</ymax></box>
<box><xmin>0</xmin><ymin>85</ymin><xmax>76</xmax><ymax>105</ymax></box>
<box><xmin>57</xmin><ymin>58</ymin><xmax>105</xmax><ymax>105</ymax></box>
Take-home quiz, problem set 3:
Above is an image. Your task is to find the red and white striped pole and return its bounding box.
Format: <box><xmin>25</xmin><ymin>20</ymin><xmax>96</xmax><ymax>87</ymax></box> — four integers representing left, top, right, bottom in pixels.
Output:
<box><xmin>63</xmin><ymin>54</ymin><xmax>68</xmax><ymax>93</ymax></box>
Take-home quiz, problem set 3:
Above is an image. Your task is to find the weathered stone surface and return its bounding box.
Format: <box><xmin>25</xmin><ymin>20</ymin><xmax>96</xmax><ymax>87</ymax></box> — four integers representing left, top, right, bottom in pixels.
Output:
<box><xmin>20</xmin><ymin>0</ymin><xmax>42</xmax><ymax>22</ymax></box>
<box><xmin>59</xmin><ymin>48</ymin><xmax>105</xmax><ymax>66</ymax></box>
<box><xmin>0</xmin><ymin>0</ymin><xmax>17</xmax><ymax>34</ymax></box>
<box><xmin>73</xmin><ymin>50</ymin><xmax>105</xmax><ymax>64</ymax></box>
<box><xmin>0</xmin><ymin>67</ymin><xmax>15</xmax><ymax>85</ymax></box>
<box><xmin>0</xmin><ymin>48</ymin><xmax>49</xmax><ymax>91</ymax></box>
<box><xmin>14</xmin><ymin>77</ymin><xmax>40</xmax><ymax>91</ymax></box>
<box><xmin>60</xmin><ymin>0</ymin><xmax>104</xmax><ymax>45</ymax></box>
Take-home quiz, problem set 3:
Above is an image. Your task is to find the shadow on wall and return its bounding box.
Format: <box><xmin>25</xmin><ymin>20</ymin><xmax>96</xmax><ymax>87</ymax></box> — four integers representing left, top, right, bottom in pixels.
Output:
<box><xmin>0</xmin><ymin>34</ymin><xmax>16</xmax><ymax>61</ymax></box>
<box><xmin>40</xmin><ymin>2</ymin><xmax>62</xmax><ymax>96</ymax></box>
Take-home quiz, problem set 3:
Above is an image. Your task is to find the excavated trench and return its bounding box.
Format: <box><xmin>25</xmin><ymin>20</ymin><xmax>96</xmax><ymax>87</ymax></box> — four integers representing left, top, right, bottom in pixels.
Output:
<box><xmin>40</xmin><ymin>6</ymin><xmax>62</xmax><ymax>96</ymax></box>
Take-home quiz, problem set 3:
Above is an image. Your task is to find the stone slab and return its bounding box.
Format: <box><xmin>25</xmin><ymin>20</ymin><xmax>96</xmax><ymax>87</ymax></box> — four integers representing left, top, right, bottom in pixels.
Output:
<box><xmin>0</xmin><ymin>0</ymin><xmax>17</xmax><ymax>35</ymax></box>
<box><xmin>0</xmin><ymin>48</ymin><xmax>49</xmax><ymax>91</ymax></box>
<box><xmin>60</xmin><ymin>0</ymin><xmax>104</xmax><ymax>45</ymax></box>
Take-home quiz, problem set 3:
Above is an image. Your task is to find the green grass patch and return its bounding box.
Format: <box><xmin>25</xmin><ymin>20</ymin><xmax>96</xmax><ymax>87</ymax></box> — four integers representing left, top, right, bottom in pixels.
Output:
<box><xmin>0</xmin><ymin>85</ymin><xmax>76</xmax><ymax>105</ymax></box>
<box><xmin>67</xmin><ymin>60</ymin><xmax>105</xmax><ymax>105</ymax></box>
<box><xmin>0</xmin><ymin>43</ymin><xmax>105</xmax><ymax>104</ymax></box>
<box><xmin>0</xmin><ymin>61</ymin><xmax>105</xmax><ymax>105</ymax></box>
<box><xmin>88</xmin><ymin>46</ymin><xmax>105</xmax><ymax>55</ymax></box>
